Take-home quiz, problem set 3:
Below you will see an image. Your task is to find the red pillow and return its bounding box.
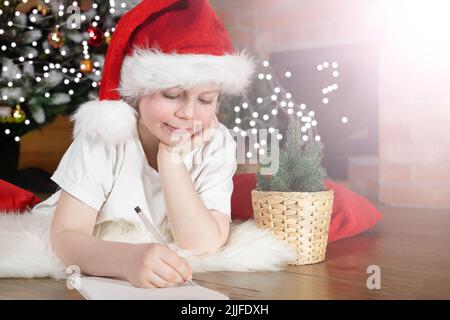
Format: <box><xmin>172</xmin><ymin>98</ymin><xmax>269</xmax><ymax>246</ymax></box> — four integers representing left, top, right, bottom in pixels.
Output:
<box><xmin>231</xmin><ymin>173</ymin><xmax>382</xmax><ymax>243</ymax></box>
<box><xmin>0</xmin><ymin>179</ymin><xmax>42</xmax><ymax>212</ymax></box>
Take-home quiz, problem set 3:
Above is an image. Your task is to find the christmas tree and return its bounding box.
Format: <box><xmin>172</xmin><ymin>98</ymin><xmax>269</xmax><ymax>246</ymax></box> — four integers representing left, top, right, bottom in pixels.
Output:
<box><xmin>0</xmin><ymin>0</ymin><xmax>138</xmax><ymax>144</ymax></box>
<box><xmin>256</xmin><ymin>118</ymin><xmax>327</xmax><ymax>193</ymax></box>
<box><xmin>216</xmin><ymin>54</ymin><xmax>333</xmax><ymax>191</ymax></box>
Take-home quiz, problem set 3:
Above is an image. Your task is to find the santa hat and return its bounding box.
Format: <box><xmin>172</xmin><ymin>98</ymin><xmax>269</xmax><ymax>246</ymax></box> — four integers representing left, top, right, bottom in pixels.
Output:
<box><xmin>100</xmin><ymin>0</ymin><xmax>256</xmax><ymax>103</ymax></box>
<box><xmin>71</xmin><ymin>0</ymin><xmax>256</xmax><ymax>144</ymax></box>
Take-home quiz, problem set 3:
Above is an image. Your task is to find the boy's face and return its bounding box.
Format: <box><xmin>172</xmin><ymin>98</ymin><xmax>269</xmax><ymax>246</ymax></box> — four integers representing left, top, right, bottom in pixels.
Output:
<box><xmin>138</xmin><ymin>83</ymin><xmax>220</xmax><ymax>146</ymax></box>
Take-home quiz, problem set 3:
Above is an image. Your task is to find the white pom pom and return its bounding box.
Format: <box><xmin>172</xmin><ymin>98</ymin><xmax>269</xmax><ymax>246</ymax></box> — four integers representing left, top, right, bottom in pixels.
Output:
<box><xmin>71</xmin><ymin>100</ymin><xmax>138</xmax><ymax>145</ymax></box>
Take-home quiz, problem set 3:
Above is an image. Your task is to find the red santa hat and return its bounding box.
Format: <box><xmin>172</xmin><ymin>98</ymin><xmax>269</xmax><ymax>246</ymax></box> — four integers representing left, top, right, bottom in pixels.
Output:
<box><xmin>71</xmin><ymin>0</ymin><xmax>255</xmax><ymax>145</ymax></box>
<box><xmin>99</xmin><ymin>0</ymin><xmax>256</xmax><ymax>102</ymax></box>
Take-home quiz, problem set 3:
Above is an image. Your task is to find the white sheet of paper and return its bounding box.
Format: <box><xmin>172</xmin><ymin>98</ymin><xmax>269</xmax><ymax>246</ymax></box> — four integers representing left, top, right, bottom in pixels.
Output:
<box><xmin>76</xmin><ymin>276</ymin><xmax>229</xmax><ymax>300</ymax></box>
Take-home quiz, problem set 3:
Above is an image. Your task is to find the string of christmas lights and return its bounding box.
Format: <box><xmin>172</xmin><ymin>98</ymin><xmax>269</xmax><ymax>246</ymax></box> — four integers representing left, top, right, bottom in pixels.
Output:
<box><xmin>225</xmin><ymin>58</ymin><xmax>344</xmax><ymax>160</ymax></box>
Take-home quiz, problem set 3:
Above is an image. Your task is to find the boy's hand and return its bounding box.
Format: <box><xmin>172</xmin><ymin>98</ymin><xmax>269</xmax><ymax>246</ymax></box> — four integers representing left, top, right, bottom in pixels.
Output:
<box><xmin>123</xmin><ymin>243</ymin><xmax>193</xmax><ymax>288</ymax></box>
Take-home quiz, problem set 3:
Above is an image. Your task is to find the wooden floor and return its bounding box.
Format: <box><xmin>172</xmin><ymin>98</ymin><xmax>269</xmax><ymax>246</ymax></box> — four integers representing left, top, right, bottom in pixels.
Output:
<box><xmin>1</xmin><ymin>204</ymin><xmax>449</xmax><ymax>300</ymax></box>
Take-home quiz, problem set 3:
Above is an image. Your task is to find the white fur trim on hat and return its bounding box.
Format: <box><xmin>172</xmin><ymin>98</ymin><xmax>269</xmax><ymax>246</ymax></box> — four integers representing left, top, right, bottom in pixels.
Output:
<box><xmin>119</xmin><ymin>48</ymin><xmax>256</xmax><ymax>102</ymax></box>
<box><xmin>70</xmin><ymin>100</ymin><xmax>138</xmax><ymax>145</ymax></box>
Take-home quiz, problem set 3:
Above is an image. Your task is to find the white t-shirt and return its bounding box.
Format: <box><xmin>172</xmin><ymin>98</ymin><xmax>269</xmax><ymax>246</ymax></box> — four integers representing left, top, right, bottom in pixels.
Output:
<box><xmin>36</xmin><ymin>122</ymin><xmax>237</xmax><ymax>228</ymax></box>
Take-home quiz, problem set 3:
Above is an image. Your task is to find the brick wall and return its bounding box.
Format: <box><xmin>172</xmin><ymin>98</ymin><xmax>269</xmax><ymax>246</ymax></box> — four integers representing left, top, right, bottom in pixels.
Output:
<box><xmin>378</xmin><ymin>30</ymin><xmax>450</xmax><ymax>209</ymax></box>
<box><xmin>210</xmin><ymin>0</ymin><xmax>450</xmax><ymax>209</ymax></box>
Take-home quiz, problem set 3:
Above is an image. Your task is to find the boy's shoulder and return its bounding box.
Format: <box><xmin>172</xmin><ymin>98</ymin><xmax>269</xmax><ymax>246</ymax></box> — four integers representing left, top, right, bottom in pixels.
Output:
<box><xmin>198</xmin><ymin>122</ymin><xmax>236</xmax><ymax>166</ymax></box>
<box><xmin>206</xmin><ymin>122</ymin><xmax>236</xmax><ymax>151</ymax></box>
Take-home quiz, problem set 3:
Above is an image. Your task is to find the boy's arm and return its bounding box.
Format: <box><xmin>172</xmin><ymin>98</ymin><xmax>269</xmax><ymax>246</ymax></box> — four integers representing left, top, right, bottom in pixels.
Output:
<box><xmin>50</xmin><ymin>190</ymin><xmax>131</xmax><ymax>279</ymax></box>
<box><xmin>157</xmin><ymin>146</ymin><xmax>230</xmax><ymax>255</ymax></box>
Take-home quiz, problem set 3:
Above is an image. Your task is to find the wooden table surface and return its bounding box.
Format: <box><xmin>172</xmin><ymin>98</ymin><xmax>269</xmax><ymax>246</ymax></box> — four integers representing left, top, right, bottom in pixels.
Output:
<box><xmin>1</xmin><ymin>204</ymin><xmax>449</xmax><ymax>300</ymax></box>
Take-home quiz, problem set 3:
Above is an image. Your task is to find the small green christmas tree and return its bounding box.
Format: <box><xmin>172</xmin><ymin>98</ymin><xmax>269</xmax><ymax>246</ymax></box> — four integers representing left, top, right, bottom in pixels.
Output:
<box><xmin>257</xmin><ymin>118</ymin><xmax>327</xmax><ymax>192</ymax></box>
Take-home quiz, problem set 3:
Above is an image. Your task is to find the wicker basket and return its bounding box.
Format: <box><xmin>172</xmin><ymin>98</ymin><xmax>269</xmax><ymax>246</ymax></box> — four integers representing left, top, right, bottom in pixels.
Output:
<box><xmin>251</xmin><ymin>189</ymin><xmax>334</xmax><ymax>265</ymax></box>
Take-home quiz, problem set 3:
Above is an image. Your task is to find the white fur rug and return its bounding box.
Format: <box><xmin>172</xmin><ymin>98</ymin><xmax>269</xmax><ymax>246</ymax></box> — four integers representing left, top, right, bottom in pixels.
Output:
<box><xmin>0</xmin><ymin>206</ymin><xmax>296</xmax><ymax>279</ymax></box>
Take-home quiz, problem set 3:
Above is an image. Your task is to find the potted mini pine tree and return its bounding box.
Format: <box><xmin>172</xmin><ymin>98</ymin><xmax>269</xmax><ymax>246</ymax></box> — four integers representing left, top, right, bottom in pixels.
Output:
<box><xmin>252</xmin><ymin>118</ymin><xmax>334</xmax><ymax>265</ymax></box>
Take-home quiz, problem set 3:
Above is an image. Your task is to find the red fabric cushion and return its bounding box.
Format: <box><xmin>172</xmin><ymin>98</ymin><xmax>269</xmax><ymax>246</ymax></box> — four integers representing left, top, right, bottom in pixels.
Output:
<box><xmin>231</xmin><ymin>173</ymin><xmax>382</xmax><ymax>243</ymax></box>
<box><xmin>231</xmin><ymin>173</ymin><xmax>258</xmax><ymax>221</ymax></box>
<box><xmin>0</xmin><ymin>179</ymin><xmax>42</xmax><ymax>212</ymax></box>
